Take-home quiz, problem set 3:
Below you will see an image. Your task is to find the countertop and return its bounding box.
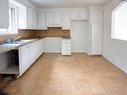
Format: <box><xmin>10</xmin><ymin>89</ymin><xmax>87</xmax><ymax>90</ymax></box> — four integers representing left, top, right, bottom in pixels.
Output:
<box><xmin>0</xmin><ymin>36</ymin><xmax>71</xmax><ymax>54</ymax></box>
<box><xmin>0</xmin><ymin>38</ymin><xmax>40</xmax><ymax>54</ymax></box>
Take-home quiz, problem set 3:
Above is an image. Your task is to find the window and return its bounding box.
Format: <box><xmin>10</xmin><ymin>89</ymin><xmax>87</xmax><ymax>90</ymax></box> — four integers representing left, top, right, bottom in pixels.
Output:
<box><xmin>112</xmin><ymin>2</ymin><xmax>127</xmax><ymax>41</ymax></box>
<box><xmin>0</xmin><ymin>4</ymin><xmax>18</xmax><ymax>35</ymax></box>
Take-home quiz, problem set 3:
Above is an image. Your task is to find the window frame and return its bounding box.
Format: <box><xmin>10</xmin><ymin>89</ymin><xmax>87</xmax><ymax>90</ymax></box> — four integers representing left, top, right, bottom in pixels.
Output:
<box><xmin>111</xmin><ymin>1</ymin><xmax>127</xmax><ymax>41</ymax></box>
<box><xmin>0</xmin><ymin>3</ymin><xmax>18</xmax><ymax>35</ymax></box>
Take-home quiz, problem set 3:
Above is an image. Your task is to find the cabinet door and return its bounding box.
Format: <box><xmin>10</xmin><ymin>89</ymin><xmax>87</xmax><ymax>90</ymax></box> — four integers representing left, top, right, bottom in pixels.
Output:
<box><xmin>27</xmin><ymin>8</ymin><xmax>33</xmax><ymax>28</ymax></box>
<box><xmin>46</xmin><ymin>12</ymin><xmax>55</xmax><ymax>26</ymax></box>
<box><xmin>18</xmin><ymin>5</ymin><xmax>27</xmax><ymax>29</ymax></box>
<box><xmin>41</xmin><ymin>39</ymin><xmax>44</xmax><ymax>54</ymax></box>
<box><xmin>91</xmin><ymin>22</ymin><xmax>102</xmax><ymax>55</ymax></box>
<box><xmin>29</xmin><ymin>42</ymin><xmax>38</xmax><ymax>64</ymax></box>
<box><xmin>54</xmin><ymin>12</ymin><xmax>62</xmax><ymax>26</ymax></box>
<box><xmin>62</xmin><ymin>39</ymin><xmax>71</xmax><ymax>55</ymax></box>
<box><xmin>0</xmin><ymin>0</ymin><xmax>9</xmax><ymax>28</ymax></box>
<box><xmin>79</xmin><ymin>12</ymin><xmax>88</xmax><ymax>20</ymax></box>
<box><xmin>38</xmin><ymin>12</ymin><xmax>47</xmax><ymax>29</ymax></box>
<box><xmin>33</xmin><ymin>10</ymin><xmax>37</xmax><ymax>28</ymax></box>
<box><xmin>19</xmin><ymin>45</ymin><xmax>30</xmax><ymax>75</ymax></box>
<box><xmin>62</xmin><ymin>12</ymin><xmax>70</xmax><ymax>30</ymax></box>
<box><xmin>46</xmin><ymin>11</ymin><xmax>62</xmax><ymax>27</ymax></box>
<box><xmin>70</xmin><ymin>11</ymin><xmax>88</xmax><ymax>20</ymax></box>
<box><xmin>89</xmin><ymin>7</ymin><xmax>103</xmax><ymax>22</ymax></box>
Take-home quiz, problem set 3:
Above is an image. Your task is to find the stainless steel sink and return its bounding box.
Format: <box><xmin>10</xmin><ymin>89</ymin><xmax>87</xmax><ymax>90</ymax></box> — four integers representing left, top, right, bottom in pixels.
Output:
<box><xmin>1</xmin><ymin>43</ymin><xmax>21</xmax><ymax>47</ymax></box>
<box><xmin>14</xmin><ymin>39</ymin><xmax>34</xmax><ymax>44</ymax></box>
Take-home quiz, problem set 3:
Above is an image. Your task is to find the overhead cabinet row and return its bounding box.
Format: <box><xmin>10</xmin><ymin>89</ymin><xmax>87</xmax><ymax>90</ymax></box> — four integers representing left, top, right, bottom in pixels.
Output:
<box><xmin>18</xmin><ymin>7</ymin><xmax>88</xmax><ymax>30</ymax></box>
<box><xmin>38</xmin><ymin>11</ymin><xmax>88</xmax><ymax>30</ymax></box>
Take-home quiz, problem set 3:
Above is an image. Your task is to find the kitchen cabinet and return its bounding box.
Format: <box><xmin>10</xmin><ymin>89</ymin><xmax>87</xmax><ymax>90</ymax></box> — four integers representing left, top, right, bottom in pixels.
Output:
<box><xmin>37</xmin><ymin>12</ymin><xmax>47</xmax><ymax>29</ymax></box>
<box><xmin>88</xmin><ymin>22</ymin><xmax>102</xmax><ymax>55</ymax></box>
<box><xmin>70</xmin><ymin>11</ymin><xmax>88</xmax><ymax>21</ymax></box>
<box><xmin>0</xmin><ymin>0</ymin><xmax>9</xmax><ymax>28</ymax></box>
<box><xmin>18</xmin><ymin>5</ymin><xmax>27</xmax><ymax>29</ymax></box>
<box><xmin>18</xmin><ymin>6</ymin><xmax>37</xmax><ymax>29</ymax></box>
<box><xmin>62</xmin><ymin>12</ymin><xmax>70</xmax><ymax>30</ymax></box>
<box><xmin>89</xmin><ymin>6</ymin><xmax>103</xmax><ymax>22</ymax></box>
<box><xmin>44</xmin><ymin>37</ymin><xmax>61</xmax><ymax>53</ymax></box>
<box><xmin>19</xmin><ymin>45</ymin><xmax>30</xmax><ymax>75</ymax></box>
<box><xmin>46</xmin><ymin>11</ymin><xmax>62</xmax><ymax>27</ymax></box>
<box><xmin>29</xmin><ymin>42</ymin><xmax>37</xmax><ymax>64</ymax></box>
<box><xmin>19</xmin><ymin>39</ymin><xmax>44</xmax><ymax>76</ymax></box>
<box><xmin>62</xmin><ymin>39</ymin><xmax>71</xmax><ymax>55</ymax></box>
<box><xmin>88</xmin><ymin>6</ymin><xmax>103</xmax><ymax>55</ymax></box>
<box><xmin>27</xmin><ymin>7</ymin><xmax>37</xmax><ymax>29</ymax></box>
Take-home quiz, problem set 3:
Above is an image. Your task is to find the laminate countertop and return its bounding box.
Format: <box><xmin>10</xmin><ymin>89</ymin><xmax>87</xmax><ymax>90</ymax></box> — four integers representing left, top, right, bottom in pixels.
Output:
<box><xmin>0</xmin><ymin>36</ymin><xmax>71</xmax><ymax>54</ymax></box>
<box><xmin>0</xmin><ymin>38</ymin><xmax>40</xmax><ymax>54</ymax></box>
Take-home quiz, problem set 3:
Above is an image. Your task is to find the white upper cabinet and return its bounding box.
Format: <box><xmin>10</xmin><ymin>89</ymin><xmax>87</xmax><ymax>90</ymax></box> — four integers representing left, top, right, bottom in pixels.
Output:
<box><xmin>46</xmin><ymin>11</ymin><xmax>62</xmax><ymax>27</ymax></box>
<box><xmin>18</xmin><ymin>6</ymin><xmax>37</xmax><ymax>29</ymax></box>
<box><xmin>37</xmin><ymin>8</ymin><xmax>89</xmax><ymax>30</ymax></box>
<box><xmin>54</xmin><ymin>12</ymin><xmax>62</xmax><ymax>26</ymax></box>
<box><xmin>70</xmin><ymin>11</ymin><xmax>88</xmax><ymax>21</ymax></box>
<box><xmin>0</xmin><ymin>0</ymin><xmax>9</xmax><ymax>28</ymax></box>
<box><xmin>89</xmin><ymin>6</ymin><xmax>103</xmax><ymax>22</ymax></box>
<box><xmin>46</xmin><ymin>12</ymin><xmax>54</xmax><ymax>26</ymax></box>
<box><xmin>62</xmin><ymin>12</ymin><xmax>70</xmax><ymax>30</ymax></box>
<box><xmin>18</xmin><ymin>5</ymin><xmax>27</xmax><ymax>29</ymax></box>
<box><xmin>37</xmin><ymin>12</ymin><xmax>47</xmax><ymax>29</ymax></box>
<box><xmin>27</xmin><ymin>7</ymin><xmax>37</xmax><ymax>29</ymax></box>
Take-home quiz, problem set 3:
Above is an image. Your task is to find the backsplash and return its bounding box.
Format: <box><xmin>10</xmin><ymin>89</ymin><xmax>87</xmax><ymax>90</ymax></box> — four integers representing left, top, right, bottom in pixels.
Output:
<box><xmin>0</xmin><ymin>27</ymin><xmax>70</xmax><ymax>42</ymax></box>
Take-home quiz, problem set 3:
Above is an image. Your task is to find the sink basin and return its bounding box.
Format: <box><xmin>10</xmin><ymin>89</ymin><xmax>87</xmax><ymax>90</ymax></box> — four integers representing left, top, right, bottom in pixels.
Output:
<box><xmin>14</xmin><ymin>39</ymin><xmax>36</xmax><ymax>44</ymax></box>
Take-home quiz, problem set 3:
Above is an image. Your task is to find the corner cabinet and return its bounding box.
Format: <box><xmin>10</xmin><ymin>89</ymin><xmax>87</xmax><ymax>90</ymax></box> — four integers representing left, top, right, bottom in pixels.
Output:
<box><xmin>0</xmin><ymin>0</ymin><xmax>9</xmax><ymax>28</ymax></box>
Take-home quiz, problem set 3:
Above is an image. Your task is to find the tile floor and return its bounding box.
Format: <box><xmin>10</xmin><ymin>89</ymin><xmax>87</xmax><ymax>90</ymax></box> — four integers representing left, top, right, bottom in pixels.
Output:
<box><xmin>3</xmin><ymin>53</ymin><xmax>127</xmax><ymax>95</ymax></box>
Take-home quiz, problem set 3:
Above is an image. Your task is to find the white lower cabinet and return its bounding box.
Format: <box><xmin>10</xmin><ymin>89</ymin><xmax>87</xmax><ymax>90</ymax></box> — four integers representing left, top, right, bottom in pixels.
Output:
<box><xmin>19</xmin><ymin>39</ymin><xmax>44</xmax><ymax>76</ymax></box>
<box><xmin>19</xmin><ymin>45</ymin><xmax>30</xmax><ymax>76</ymax></box>
<box><xmin>62</xmin><ymin>39</ymin><xmax>71</xmax><ymax>55</ymax></box>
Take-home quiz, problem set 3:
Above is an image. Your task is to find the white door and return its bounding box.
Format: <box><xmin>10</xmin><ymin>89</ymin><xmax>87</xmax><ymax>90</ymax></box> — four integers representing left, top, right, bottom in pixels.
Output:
<box><xmin>70</xmin><ymin>21</ymin><xmax>89</xmax><ymax>53</ymax></box>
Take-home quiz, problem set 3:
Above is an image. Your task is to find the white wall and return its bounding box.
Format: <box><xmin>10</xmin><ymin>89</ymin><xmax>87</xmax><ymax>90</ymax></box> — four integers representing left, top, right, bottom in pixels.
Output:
<box><xmin>71</xmin><ymin>20</ymin><xmax>89</xmax><ymax>53</ymax></box>
<box><xmin>103</xmin><ymin>0</ymin><xmax>127</xmax><ymax>73</ymax></box>
<box><xmin>43</xmin><ymin>37</ymin><xmax>62</xmax><ymax>53</ymax></box>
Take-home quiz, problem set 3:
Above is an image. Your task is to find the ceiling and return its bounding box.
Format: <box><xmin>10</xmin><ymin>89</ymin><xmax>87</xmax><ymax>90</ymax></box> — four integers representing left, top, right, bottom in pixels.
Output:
<box><xmin>28</xmin><ymin>0</ymin><xmax>112</xmax><ymax>8</ymax></box>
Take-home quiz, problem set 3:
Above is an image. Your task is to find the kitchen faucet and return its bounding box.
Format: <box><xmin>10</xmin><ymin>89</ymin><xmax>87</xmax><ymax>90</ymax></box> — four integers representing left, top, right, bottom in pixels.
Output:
<box><xmin>13</xmin><ymin>35</ymin><xmax>23</xmax><ymax>42</ymax></box>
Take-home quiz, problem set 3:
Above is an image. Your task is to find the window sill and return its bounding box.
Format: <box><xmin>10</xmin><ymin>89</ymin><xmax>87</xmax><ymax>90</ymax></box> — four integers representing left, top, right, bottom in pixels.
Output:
<box><xmin>111</xmin><ymin>37</ymin><xmax>127</xmax><ymax>42</ymax></box>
